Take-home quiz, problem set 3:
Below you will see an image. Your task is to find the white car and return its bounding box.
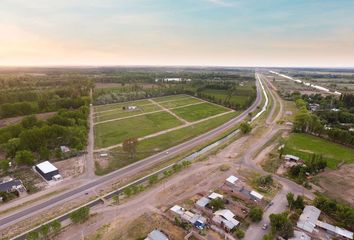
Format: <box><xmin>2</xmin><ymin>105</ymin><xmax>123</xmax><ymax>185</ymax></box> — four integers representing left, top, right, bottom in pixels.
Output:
<box><xmin>262</xmin><ymin>223</ymin><xmax>268</xmax><ymax>230</ymax></box>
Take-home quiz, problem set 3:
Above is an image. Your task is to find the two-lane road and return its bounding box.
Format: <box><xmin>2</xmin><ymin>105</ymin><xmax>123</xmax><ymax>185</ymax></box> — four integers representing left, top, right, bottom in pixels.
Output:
<box><xmin>0</xmin><ymin>74</ymin><xmax>264</xmax><ymax>233</ymax></box>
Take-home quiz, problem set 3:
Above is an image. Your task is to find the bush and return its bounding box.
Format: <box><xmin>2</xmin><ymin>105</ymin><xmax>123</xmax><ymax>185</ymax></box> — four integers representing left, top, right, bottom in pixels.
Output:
<box><xmin>70</xmin><ymin>206</ymin><xmax>90</xmax><ymax>224</ymax></box>
<box><xmin>249</xmin><ymin>206</ymin><xmax>263</xmax><ymax>222</ymax></box>
<box><xmin>235</xmin><ymin>229</ymin><xmax>245</xmax><ymax>239</ymax></box>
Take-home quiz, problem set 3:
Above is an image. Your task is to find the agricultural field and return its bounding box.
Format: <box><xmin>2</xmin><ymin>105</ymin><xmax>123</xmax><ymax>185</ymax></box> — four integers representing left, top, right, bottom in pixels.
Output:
<box><xmin>283</xmin><ymin>133</ymin><xmax>354</xmax><ymax>169</ymax></box>
<box><xmin>93</xmin><ymin>94</ymin><xmax>237</xmax><ymax>174</ymax></box>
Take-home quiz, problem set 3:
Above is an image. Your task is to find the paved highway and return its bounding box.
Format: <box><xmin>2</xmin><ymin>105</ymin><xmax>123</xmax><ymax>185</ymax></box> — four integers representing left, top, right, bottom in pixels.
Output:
<box><xmin>0</xmin><ymin>74</ymin><xmax>263</xmax><ymax>232</ymax></box>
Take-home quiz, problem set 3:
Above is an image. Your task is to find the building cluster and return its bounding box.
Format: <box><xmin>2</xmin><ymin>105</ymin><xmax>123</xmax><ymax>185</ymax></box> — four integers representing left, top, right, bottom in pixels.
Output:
<box><xmin>297</xmin><ymin>205</ymin><xmax>353</xmax><ymax>240</ymax></box>
<box><xmin>155</xmin><ymin>78</ymin><xmax>191</xmax><ymax>83</ymax></box>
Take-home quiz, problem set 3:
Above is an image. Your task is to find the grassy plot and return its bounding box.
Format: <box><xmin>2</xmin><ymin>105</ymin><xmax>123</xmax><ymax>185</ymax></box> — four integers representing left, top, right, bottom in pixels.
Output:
<box><xmin>94</xmin><ymin>111</ymin><xmax>183</xmax><ymax>149</ymax></box>
<box><xmin>95</xmin><ymin>111</ymin><xmax>238</xmax><ymax>175</ymax></box>
<box><xmin>94</xmin><ymin>104</ymin><xmax>162</xmax><ymax>122</ymax></box>
<box><xmin>158</xmin><ymin>97</ymin><xmax>203</xmax><ymax>109</ymax></box>
<box><xmin>284</xmin><ymin>133</ymin><xmax>354</xmax><ymax>168</ymax></box>
<box><xmin>171</xmin><ymin>102</ymin><xmax>230</xmax><ymax>122</ymax></box>
<box><xmin>202</xmin><ymin>89</ymin><xmax>251</xmax><ymax>107</ymax></box>
<box><xmin>94</xmin><ymin>99</ymin><xmax>151</xmax><ymax>112</ymax></box>
<box><xmin>153</xmin><ymin>94</ymin><xmax>189</xmax><ymax>102</ymax></box>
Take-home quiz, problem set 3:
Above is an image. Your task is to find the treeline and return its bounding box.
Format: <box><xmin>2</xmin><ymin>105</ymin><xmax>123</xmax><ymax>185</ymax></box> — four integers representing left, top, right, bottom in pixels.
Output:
<box><xmin>314</xmin><ymin>195</ymin><xmax>354</xmax><ymax>230</ymax></box>
<box><xmin>293</xmin><ymin>98</ymin><xmax>354</xmax><ymax>146</ymax></box>
<box><xmin>0</xmin><ymin>106</ymin><xmax>88</xmax><ymax>169</ymax></box>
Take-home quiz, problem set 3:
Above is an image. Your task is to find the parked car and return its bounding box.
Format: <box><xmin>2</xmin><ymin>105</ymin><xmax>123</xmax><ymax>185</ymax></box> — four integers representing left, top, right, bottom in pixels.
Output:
<box><xmin>262</xmin><ymin>223</ymin><xmax>268</xmax><ymax>230</ymax></box>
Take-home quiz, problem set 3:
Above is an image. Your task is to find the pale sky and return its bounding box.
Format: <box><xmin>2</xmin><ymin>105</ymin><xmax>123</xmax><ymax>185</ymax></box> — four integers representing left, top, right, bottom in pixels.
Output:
<box><xmin>1</xmin><ymin>0</ymin><xmax>354</xmax><ymax>67</ymax></box>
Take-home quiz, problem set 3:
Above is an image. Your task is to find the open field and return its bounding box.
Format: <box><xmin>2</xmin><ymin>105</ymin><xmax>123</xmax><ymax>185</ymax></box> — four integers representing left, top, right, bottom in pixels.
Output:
<box><xmin>94</xmin><ymin>99</ymin><xmax>151</xmax><ymax>112</ymax></box>
<box><xmin>94</xmin><ymin>111</ymin><xmax>183</xmax><ymax>149</ymax></box>
<box><xmin>158</xmin><ymin>97</ymin><xmax>202</xmax><ymax>109</ymax></box>
<box><xmin>284</xmin><ymin>133</ymin><xmax>354</xmax><ymax>168</ymax></box>
<box><xmin>171</xmin><ymin>102</ymin><xmax>229</xmax><ymax>122</ymax></box>
<box><xmin>95</xmin><ymin>111</ymin><xmax>238</xmax><ymax>175</ymax></box>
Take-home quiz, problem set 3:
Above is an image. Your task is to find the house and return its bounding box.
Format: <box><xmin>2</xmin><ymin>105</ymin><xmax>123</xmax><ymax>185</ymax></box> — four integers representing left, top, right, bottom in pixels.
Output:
<box><xmin>225</xmin><ymin>175</ymin><xmax>239</xmax><ymax>186</ymax></box>
<box><xmin>195</xmin><ymin>197</ymin><xmax>210</xmax><ymax>208</ymax></box>
<box><xmin>208</xmin><ymin>192</ymin><xmax>223</xmax><ymax>200</ymax></box>
<box><xmin>145</xmin><ymin>229</ymin><xmax>169</xmax><ymax>240</ymax></box>
<box><xmin>297</xmin><ymin>205</ymin><xmax>321</xmax><ymax>233</ymax></box>
<box><xmin>284</xmin><ymin>154</ymin><xmax>300</xmax><ymax>162</ymax></box>
<box><xmin>316</xmin><ymin>220</ymin><xmax>353</xmax><ymax>240</ymax></box>
<box><xmin>289</xmin><ymin>231</ymin><xmax>311</xmax><ymax>240</ymax></box>
<box><xmin>0</xmin><ymin>179</ymin><xmax>25</xmax><ymax>193</ymax></box>
<box><xmin>35</xmin><ymin>161</ymin><xmax>61</xmax><ymax>181</ymax></box>
<box><xmin>170</xmin><ymin>205</ymin><xmax>206</xmax><ymax>229</ymax></box>
<box><xmin>212</xmin><ymin>209</ymin><xmax>240</xmax><ymax>231</ymax></box>
<box><xmin>249</xmin><ymin>191</ymin><xmax>263</xmax><ymax>201</ymax></box>
<box><xmin>170</xmin><ymin>205</ymin><xmax>185</xmax><ymax>216</ymax></box>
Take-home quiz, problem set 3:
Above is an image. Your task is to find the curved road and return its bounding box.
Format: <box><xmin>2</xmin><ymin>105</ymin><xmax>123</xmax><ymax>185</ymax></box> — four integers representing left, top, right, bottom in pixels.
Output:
<box><xmin>0</xmin><ymin>75</ymin><xmax>263</xmax><ymax>232</ymax></box>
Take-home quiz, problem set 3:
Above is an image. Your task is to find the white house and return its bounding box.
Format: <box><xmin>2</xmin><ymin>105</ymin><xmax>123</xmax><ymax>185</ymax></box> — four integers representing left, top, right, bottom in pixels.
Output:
<box><xmin>213</xmin><ymin>209</ymin><xmax>240</xmax><ymax>231</ymax></box>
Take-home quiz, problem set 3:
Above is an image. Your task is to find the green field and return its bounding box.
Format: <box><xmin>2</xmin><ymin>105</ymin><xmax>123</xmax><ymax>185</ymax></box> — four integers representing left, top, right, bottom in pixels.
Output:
<box><xmin>94</xmin><ymin>99</ymin><xmax>151</xmax><ymax>112</ymax></box>
<box><xmin>95</xmin><ymin>111</ymin><xmax>238</xmax><ymax>175</ymax></box>
<box><xmin>153</xmin><ymin>94</ymin><xmax>190</xmax><ymax>102</ymax></box>
<box><xmin>94</xmin><ymin>111</ymin><xmax>183</xmax><ymax>148</ymax></box>
<box><xmin>284</xmin><ymin>133</ymin><xmax>354</xmax><ymax>168</ymax></box>
<box><xmin>159</xmin><ymin>97</ymin><xmax>203</xmax><ymax>109</ymax></box>
<box><xmin>171</xmin><ymin>102</ymin><xmax>229</xmax><ymax>122</ymax></box>
<box><xmin>94</xmin><ymin>104</ymin><xmax>162</xmax><ymax>122</ymax></box>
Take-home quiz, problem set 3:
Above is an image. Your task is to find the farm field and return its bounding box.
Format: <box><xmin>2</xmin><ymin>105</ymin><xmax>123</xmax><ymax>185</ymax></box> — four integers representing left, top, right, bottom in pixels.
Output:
<box><xmin>94</xmin><ymin>99</ymin><xmax>151</xmax><ymax>112</ymax></box>
<box><xmin>284</xmin><ymin>133</ymin><xmax>354</xmax><ymax>168</ymax></box>
<box><xmin>171</xmin><ymin>102</ymin><xmax>229</xmax><ymax>122</ymax></box>
<box><xmin>95</xmin><ymin>111</ymin><xmax>238</xmax><ymax>175</ymax></box>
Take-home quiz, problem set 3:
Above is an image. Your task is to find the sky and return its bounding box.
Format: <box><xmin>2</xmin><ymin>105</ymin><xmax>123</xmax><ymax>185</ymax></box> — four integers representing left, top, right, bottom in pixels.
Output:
<box><xmin>1</xmin><ymin>0</ymin><xmax>354</xmax><ymax>67</ymax></box>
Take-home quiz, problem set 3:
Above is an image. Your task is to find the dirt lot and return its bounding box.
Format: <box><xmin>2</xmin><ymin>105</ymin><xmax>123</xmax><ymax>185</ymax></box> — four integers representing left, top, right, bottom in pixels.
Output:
<box><xmin>55</xmin><ymin>155</ymin><xmax>85</xmax><ymax>179</ymax></box>
<box><xmin>315</xmin><ymin>164</ymin><xmax>354</xmax><ymax>206</ymax></box>
<box><xmin>0</xmin><ymin>112</ymin><xmax>56</xmax><ymax>128</ymax></box>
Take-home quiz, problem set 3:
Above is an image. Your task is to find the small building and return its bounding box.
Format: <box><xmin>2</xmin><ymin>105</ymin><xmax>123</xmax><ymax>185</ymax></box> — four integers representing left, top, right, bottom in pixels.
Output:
<box><xmin>196</xmin><ymin>197</ymin><xmax>210</xmax><ymax>208</ymax></box>
<box><xmin>0</xmin><ymin>179</ymin><xmax>25</xmax><ymax>193</ymax></box>
<box><xmin>208</xmin><ymin>192</ymin><xmax>223</xmax><ymax>200</ymax></box>
<box><xmin>316</xmin><ymin>220</ymin><xmax>353</xmax><ymax>240</ymax></box>
<box><xmin>100</xmin><ymin>153</ymin><xmax>108</xmax><ymax>157</ymax></box>
<box><xmin>250</xmin><ymin>191</ymin><xmax>263</xmax><ymax>201</ymax></box>
<box><xmin>35</xmin><ymin>161</ymin><xmax>60</xmax><ymax>181</ymax></box>
<box><xmin>145</xmin><ymin>229</ymin><xmax>169</xmax><ymax>240</ymax></box>
<box><xmin>170</xmin><ymin>205</ymin><xmax>185</xmax><ymax>216</ymax></box>
<box><xmin>284</xmin><ymin>154</ymin><xmax>300</xmax><ymax>162</ymax></box>
<box><xmin>213</xmin><ymin>209</ymin><xmax>240</xmax><ymax>231</ymax></box>
<box><xmin>226</xmin><ymin>175</ymin><xmax>239</xmax><ymax>186</ymax></box>
<box><xmin>297</xmin><ymin>205</ymin><xmax>321</xmax><ymax>233</ymax></box>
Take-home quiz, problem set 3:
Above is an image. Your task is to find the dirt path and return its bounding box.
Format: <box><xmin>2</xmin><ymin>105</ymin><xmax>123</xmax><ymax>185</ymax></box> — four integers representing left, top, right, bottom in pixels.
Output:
<box><xmin>84</xmin><ymin>98</ymin><xmax>97</xmax><ymax>179</ymax></box>
<box><xmin>148</xmin><ymin>98</ymin><xmax>190</xmax><ymax>124</ymax></box>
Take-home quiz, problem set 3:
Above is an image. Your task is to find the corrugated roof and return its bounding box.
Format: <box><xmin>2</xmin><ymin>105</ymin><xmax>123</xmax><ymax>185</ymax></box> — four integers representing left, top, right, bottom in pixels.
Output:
<box><xmin>317</xmin><ymin>220</ymin><xmax>353</xmax><ymax>239</ymax></box>
<box><xmin>297</xmin><ymin>205</ymin><xmax>321</xmax><ymax>233</ymax></box>
<box><xmin>250</xmin><ymin>191</ymin><xmax>263</xmax><ymax>200</ymax></box>
<box><xmin>208</xmin><ymin>192</ymin><xmax>223</xmax><ymax>200</ymax></box>
<box><xmin>196</xmin><ymin>197</ymin><xmax>210</xmax><ymax>208</ymax></box>
<box><xmin>146</xmin><ymin>230</ymin><xmax>169</xmax><ymax>240</ymax></box>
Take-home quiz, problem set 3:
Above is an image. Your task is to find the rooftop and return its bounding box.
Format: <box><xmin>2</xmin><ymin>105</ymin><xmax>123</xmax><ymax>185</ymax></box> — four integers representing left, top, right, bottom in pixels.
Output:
<box><xmin>297</xmin><ymin>205</ymin><xmax>321</xmax><ymax>233</ymax></box>
<box><xmin>208</xmin><ymin>192</ymin><xmax>223</xmax><ymax>200</ymax></box>
<box><xmin>196</xmin><ymin>197</ymin><xmax>210</xmax><ymax>208</ymax></box>
<box><xmin>145</xmin><ymin>229</ymin><xmax>169</xmax><ymax>240</ymax></box>
<box><xmin>250</xmin><ymin>190</ymin><xmax>264</xmax><ymax>200</ymax></box>
<box><xmin>226</xmin><ymin>175</ymin><xmax>239</xmax><ymax>185</ymax></box>
<box><xmin>0</xmin><ymin>179</ymin><xmax>22</xmax><ymax>192</ymax></box>
<box><xmin>317</xmin><ymin>220</ymin><xmax>353</xmax><ymax>239</ymax></box>
<box><xmin>35</xmin><ymin>161</ymin><xmax>58</xmax><ymax>174</ymax></box>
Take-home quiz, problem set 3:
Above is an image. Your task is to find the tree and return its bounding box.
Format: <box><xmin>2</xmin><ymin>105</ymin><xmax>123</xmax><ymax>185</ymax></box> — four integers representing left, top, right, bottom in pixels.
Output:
<box><xmin>208</xmin><ymin>198</ymin><xmax>225</xmax><ymax>211</ymax></box>
<box><xmin>240</xmin><ymin>122</ymin><xmax>252</xmax><ymax>134</ymax></box>
<box><xmin>70</xmin><ymin>206</ymin><xmax>90</xmax><ymax>224</ymax></box>
<box><xmin>286</xmin><ymin>192</ymin><xmax>295</xmax><ymax>209</ymax></box>
<box><xmin>235</xmin><ymin>229</ymin><xmax>245</xmax><ymax>239</ymax></box>
<box><xmin>293</xmin><ymin>195</ymin><xmax>305</xmax><ymax>210</ymax></box>
<box><xmin>149</xmin><ymin>175</ymin><xmax>158</xmax><ymax>185</ymax></box>
<box><xmin>112</xmin><ymin>194</ymin><xmax>120</xmax><ymax>204</ymax></box>
<box><xmin>269</xmin><ymin>212</ymin><xmax>294</xmax><ymax>239</ymax></box>
<box><xmin>50</xmin><ymin>220</ymin><xmax>61</xmax><ymax>235</ymax></box>
<box><xmin>26</xmin><ymin>231</ymin><xmax>39</xmax><ymax>240</ymax></box>
<box><xmin>249</xmin><ymin>206</ymin><xmax>263</xmax><ymax>222</ymax></box>
<box><xmin>122</xmin><ymin>137</ymin><xmax>138</xmax><ymax>159</ymax></box>
<box><xmin>39</xmin><ymin>224</ymin><xmax>50</xmax><ymax>239</ymax></box>
<box><xmin>15</xmin><ymin>150</ymin><xmax>35</xmax><ymax>165</ymax></box>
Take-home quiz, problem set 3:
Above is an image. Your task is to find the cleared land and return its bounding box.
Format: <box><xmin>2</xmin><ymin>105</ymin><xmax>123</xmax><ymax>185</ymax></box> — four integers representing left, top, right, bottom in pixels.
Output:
<box><xmin>171</xmin><ymin>102</ymin><xmax>229</xmax><ymax>122</ymax></box>
<box><xmin>94</xmin><ymin>99</ymin><xmax>151</xmax><ymax>112</ymax></box>
<box><xmin>94</xmin><ymin>111</ymin><xmax>183</xmax><ymax>149</ymax></box>
<box><xmin>284</xmin><ymin>133</ymin><xmax>354</xmax><ymax>168</ymax></box>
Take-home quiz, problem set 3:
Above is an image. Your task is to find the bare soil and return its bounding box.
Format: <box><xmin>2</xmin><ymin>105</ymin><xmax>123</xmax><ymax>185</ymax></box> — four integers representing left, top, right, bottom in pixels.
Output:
<box><xmin>315</xmin><ymin>164</ymin><xmax>354</xmax><ymax>206</ymax></box>
<box><xmin>55</xmin><ymin>156</ymin><xmax>85</xmax><ymax>179</ymax></box>
<box><xmin>0</xmin><ymin>112</ymin><xmax>56</xmax><ymax>128</ymax></box>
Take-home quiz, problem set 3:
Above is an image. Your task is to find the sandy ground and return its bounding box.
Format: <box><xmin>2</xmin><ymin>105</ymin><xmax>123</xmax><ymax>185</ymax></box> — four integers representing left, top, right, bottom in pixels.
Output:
<box><xmin>316</xmin><ymin>164</ymin><xmax>354</xmax><ymax>205</ymax></box>
<box><xmin>55</xmin><ymin>155</ymin><xmax>85</xmax><ymax>179</ymax></box>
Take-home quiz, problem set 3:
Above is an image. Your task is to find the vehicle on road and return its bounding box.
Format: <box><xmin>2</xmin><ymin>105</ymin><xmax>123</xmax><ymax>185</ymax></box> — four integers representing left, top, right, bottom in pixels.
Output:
<box><xmin>262</xmin><ymin>223</ymin><xmax>268</xmax><ymax>230</ymax></box>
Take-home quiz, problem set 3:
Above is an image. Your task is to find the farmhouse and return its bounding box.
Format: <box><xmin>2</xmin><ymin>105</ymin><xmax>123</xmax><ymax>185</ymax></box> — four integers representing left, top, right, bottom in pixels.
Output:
<box><xmin>35</xmin><ymin>161</ymin><xmax>61</xmax><ymax>181</ymax></box>
<box><xmin>169</xmin><ymin>205</ymin><xmax>206</xmax><ymax>229</ymax></box>
<box><xmin>212</xmin><ymin>209</ymin><xmax>240</xmax><ymax>231</ymax></box>
<box><xmin>145</xmin><ymin>229</ymin><xmax>169</xmax><ymax>240</ymax></box>
<box><xmin>0</xmin><ymin>179</ymin><xmax>25</xmax><ymax>193</ymax></box>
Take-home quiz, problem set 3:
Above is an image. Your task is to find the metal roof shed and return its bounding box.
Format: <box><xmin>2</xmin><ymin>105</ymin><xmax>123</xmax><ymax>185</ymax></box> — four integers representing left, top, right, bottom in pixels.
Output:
<box><xmin>35</xmin><ymin>161</ymin><xmax>59</xmax><ymax>181</ymax></box>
